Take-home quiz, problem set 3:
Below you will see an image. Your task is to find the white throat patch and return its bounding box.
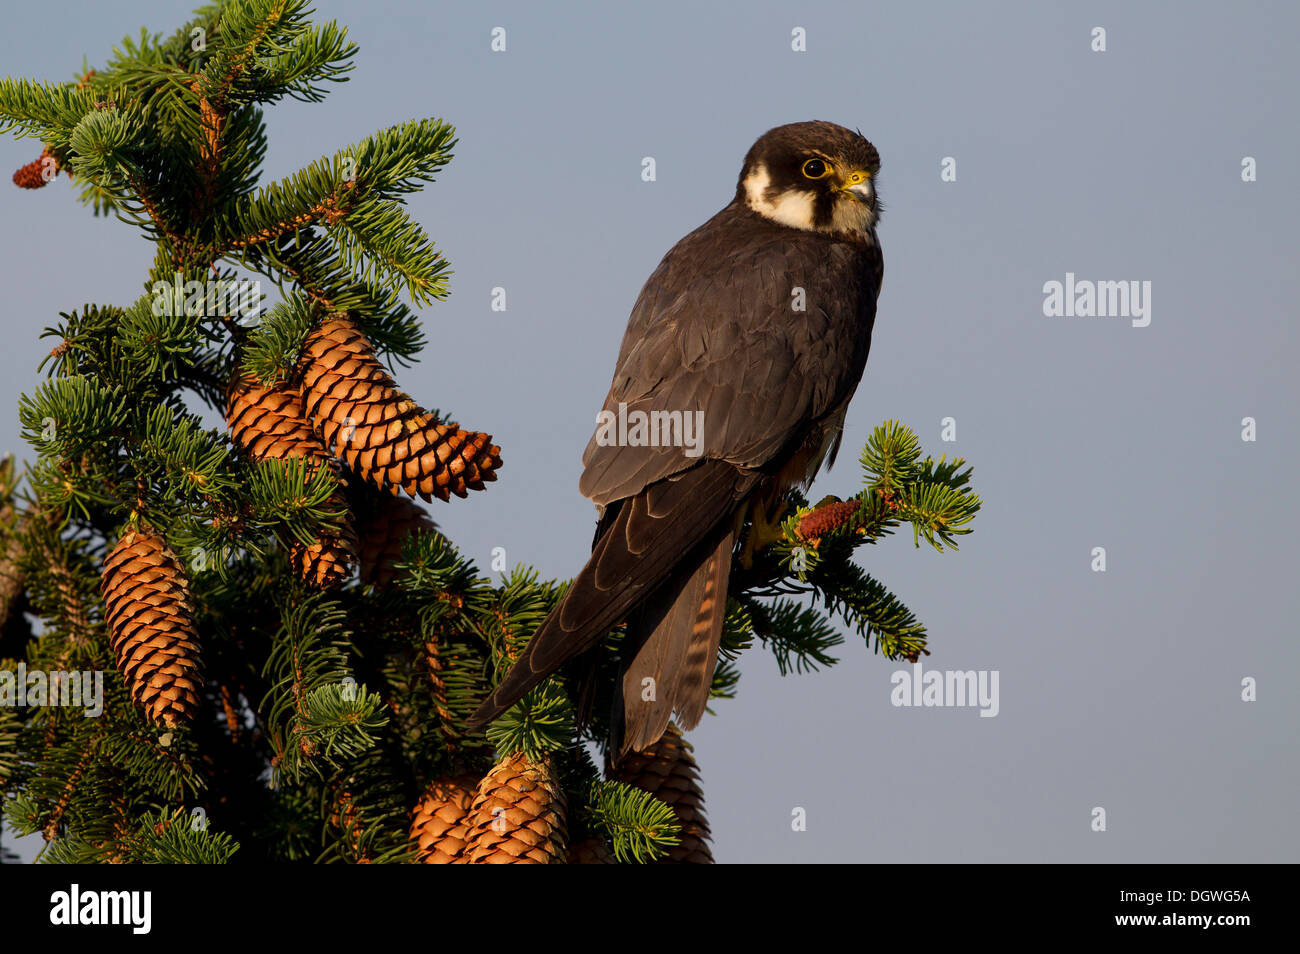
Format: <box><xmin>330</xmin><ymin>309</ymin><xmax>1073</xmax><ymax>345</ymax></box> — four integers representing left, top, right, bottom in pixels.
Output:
<box><xmin>832</xmin><ymin>182</ymin><xmax>877</xmax><ymax>233</ymax></box>
<box><xmin>742</xmin><ymin>162</ymin><xmax>878</xmax><ymax>239</ymax></box>
<box><xmin>743</xmin><ymin>163</ymin><xmax>816</xmax><ymax>231</ymax></box>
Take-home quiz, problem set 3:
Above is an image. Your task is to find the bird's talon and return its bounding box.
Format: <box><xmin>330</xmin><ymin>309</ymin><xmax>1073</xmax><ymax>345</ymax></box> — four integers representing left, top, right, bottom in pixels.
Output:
<box><xmin>739</xmin><ymin>499</ymin><xmax>790</xmax><ymax>567</ymax></box>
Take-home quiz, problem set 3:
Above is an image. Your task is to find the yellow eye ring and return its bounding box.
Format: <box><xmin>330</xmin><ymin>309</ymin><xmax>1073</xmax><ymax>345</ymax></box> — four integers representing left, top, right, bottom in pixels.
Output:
<box><xmin>802</xmin><ymin>158</ymin><xmax>832</xmax><ymax>179</ymax></box>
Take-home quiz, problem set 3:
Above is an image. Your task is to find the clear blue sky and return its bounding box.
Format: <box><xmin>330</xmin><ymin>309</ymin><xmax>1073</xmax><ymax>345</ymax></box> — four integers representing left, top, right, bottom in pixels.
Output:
<box><xmin>2</xmin><ymin>0</ymin><xmax>1297</xmax><ymax>862</ymax></box>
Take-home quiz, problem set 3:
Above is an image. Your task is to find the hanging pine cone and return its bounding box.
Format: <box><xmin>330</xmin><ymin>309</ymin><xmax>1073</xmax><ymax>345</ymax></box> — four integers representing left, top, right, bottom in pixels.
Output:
<box><xmin>0</xmin><ymin>520</ymin><xmax>27</xmax><ymax>647</ymax></box>
<box><xmin>0</xmin><ymin>456</ymin><xmax>27</xmax><ymax>636</ymax></box>
<box><xmin>100</xmin><ymin>529</ymin><xmax>204</xmax><ymax>728</ymax></box>
<box><xmin>286</xmin><ymin>529</ymin><xmax>355</xmax><ymax>588</ymax></box>
<box><xmin>296</xmin><ymin>315</ymin><xmax>501</xmax><ymax>502</ymax></box>
<box><xmin>567</xmin><ymin>836</ymin><xmax>617</xmax><ymax>864</ymax></box>
<box><xmin>353</xmin><ymin>487</ymin><xmax>438</xmax><ymax>587</ymax></box>
<box><xmin>410</xmin><ymin>775</ymin><xmax>477</xmax><ymax>863</ymax></box>
<box><xmin>226</xmin><ymin>370</ymin><xmax>358</xmax><ymax>587</ymax></box>
<box><xmin>461</xmin><ymin>753</ymin><xmax>566</xmax><ymax>864</ymax></box>
<box><xmin>614</xmin><ymin>724</ymin><xmax>713</xmax><ymax>863</ymax></box>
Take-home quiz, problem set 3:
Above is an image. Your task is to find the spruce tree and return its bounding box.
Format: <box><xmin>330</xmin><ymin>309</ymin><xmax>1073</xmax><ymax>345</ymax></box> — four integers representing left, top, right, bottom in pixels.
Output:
<box><xmin>0</xmin><ymin>1</ymin><xmax>980</xmax><ymax>864</ymax></box>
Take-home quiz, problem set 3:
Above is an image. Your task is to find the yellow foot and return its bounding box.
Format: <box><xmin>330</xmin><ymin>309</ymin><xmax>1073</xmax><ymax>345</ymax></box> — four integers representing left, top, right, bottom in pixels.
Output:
<box><xmin>739</xmin><ymin>498</ymin><xmax>790</xmax><ymax>569</ymax></box>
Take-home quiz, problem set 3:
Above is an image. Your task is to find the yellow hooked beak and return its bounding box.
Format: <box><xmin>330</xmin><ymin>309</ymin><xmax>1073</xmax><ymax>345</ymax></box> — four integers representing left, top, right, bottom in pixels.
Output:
<box><xmin>838</xmin><ymin>168</ymin><xmax>874</xmax><ymax>202</ymax></box>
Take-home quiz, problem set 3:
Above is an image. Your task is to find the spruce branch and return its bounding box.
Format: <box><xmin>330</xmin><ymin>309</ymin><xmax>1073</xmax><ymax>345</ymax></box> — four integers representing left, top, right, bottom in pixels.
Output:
<box><xmin>198</xmin><ymin>0</ymin><xmax>350</xmax><ymax>110</ymax></box>
<box><xmin>295</xmin><ymin>681</ymin><xmax>387</xmax><ymax>764</ymax></box>
<box><xmin>40</xmin><ymin>807</ymin><xmax>240</xmax><ymax>864</ymax></box>
<box><xmin>0</xmin><ymin>78</ymin><xmax>126</xmax><ymax>145</ymax></box>
<box><xmin>727</xmin><ymin>421</ymin><xmax>980</xmax><ymax>671</ymax></box>
<box><xmin>483</xmin><ymin>684</ymin><xmax>574</xmax><ymax>761</ymax></box>
<box><xmin>582</xmin><ymin>780</ymin><xmax>682</xmax><ymax>864</ymax></box>
<box><xmin>18</xmin><ymin>375</ymin><xmax>131</xmax><ymax>461</ymax></box>
<box><xmin>0</xmin><ymin>706</ymin><xmax>20</xmax><ymax>792</ymax></box>
<box><xmin>221</xmin><ymin>119</ymin><xmax>455</xmax><ymax>304</ymax></box>
<box><xmin>261</xmin><ymin>589</ymin><xmax>356</xmax><ymax>781</ymax></box>
<box><xmin>739</xmin><ymin>595</ymin><xmax>844</xmax><ymax>675</ymax></box>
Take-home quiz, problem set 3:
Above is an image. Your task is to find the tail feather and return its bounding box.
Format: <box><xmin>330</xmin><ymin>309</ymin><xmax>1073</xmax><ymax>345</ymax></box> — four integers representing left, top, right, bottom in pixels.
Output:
<box><xmin>614</xmin><ymin>529</ymin><xmax>733</xmax><ymax>758</ymax></box>
<box><xmin>466</xmin><ymin>460</ymin><xmax>758</xmax><ymax>732</ymax></box>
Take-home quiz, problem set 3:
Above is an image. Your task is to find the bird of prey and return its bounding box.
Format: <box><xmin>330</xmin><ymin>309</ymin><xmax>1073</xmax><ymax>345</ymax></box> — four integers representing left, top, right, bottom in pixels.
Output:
<box><xmin>470</xmin><ymin>120</ymin><xmax>884</xmax><ymax>758</ymax></box>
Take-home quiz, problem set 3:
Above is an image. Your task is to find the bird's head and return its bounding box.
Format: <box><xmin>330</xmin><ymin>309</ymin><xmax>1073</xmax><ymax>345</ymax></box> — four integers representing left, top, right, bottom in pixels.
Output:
<box><xmin>736</xmin><ymin>120</ymin><xmax>881</xmax><ymax>237</ymax></box>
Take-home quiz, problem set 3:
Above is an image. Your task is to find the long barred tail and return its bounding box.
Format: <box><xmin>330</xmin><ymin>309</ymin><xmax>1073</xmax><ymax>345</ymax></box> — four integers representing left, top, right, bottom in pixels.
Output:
<box><xmin>468</xmin><ymin>461</ymin><xmax>756</xmax><ymax>748</ymax></box>
<box><xmin>612</xmin><ymin>527</ymin><xmax>733</xmax><ymax>758</ymax></box>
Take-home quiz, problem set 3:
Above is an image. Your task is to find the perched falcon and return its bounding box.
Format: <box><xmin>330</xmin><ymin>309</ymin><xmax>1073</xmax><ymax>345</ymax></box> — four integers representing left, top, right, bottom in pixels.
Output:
<box><xmin>470</xmin><ymin>121</ymin><xmax>884</xmax><ymax>757</ymax></box>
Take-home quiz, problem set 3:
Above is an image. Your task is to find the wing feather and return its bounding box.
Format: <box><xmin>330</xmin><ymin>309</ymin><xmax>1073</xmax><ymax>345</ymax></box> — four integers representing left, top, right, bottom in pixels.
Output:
<box><xmin>468</xmin><ymin>461</ymin><xmax>758</xmax><ymax>727</ymax></box>
<box><xmin>580</xmin><ymin>206</ymin><xmax>881</xmax><ymax>507</ymax></box>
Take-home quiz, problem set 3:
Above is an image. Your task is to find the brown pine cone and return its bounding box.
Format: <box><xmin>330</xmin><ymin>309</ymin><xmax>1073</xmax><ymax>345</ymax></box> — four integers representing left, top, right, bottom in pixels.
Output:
<box><xmin>410</xmin><ymin>775</ymin><xmax>477</xmax><ymax>863</ymax></box>
<box><xmin>614</xmin><ymin>724</ymin><xmax>713</xmax><ymax>863</ymax></box>
<box><xmin>567</xmin><ymin>836</ymin><xmax>617</xmax><ymax>864</ymax></box>
<box><xmin>100</xmin><ymin>529</ymin><xmax>204</xmax><ymax>727</ymax></box>
<box><xmin>226</xmin><ymin>370</ymin><xmax>358</xmax><ymax>587</ymax></box>
<box><xmin>227</xmin><ymin>370</ymin><xmax>337</xmax><ymax>464</ymax></box>
<box><xmin>296</xmin><ymin>316</ymin><xmax>501</xmax><ymax>502</ymax></box>
<box><xmin>461</xmin><ymin>753</ymin><xmax>567</xmax><ymax>864</ymax></box>
<box><xmin>0</xmin><ymin>522</ymin><xmax>26</xmax><ymax>638</ymax></box>
<box><xmin>286</xmin><ymin>528</ymin><xmax>355</xmax><ymax>589</ymax></box>
<box><xmin>0</xmin><ymin>456</ymin><xmax>27</xmax><ymax>634</ymax></box>
<box><xmin>354</xmin><ymin>488</ymin><xmax>437</xmax><ymax>587</ymax></box>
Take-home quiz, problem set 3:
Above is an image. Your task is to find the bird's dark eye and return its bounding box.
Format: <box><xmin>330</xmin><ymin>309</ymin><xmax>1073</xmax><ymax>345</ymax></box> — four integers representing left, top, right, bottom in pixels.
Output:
<box><xmin>802</xmin><ymin>158</ymin><xmax>831</xmax><ymax>179</ymax></box>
